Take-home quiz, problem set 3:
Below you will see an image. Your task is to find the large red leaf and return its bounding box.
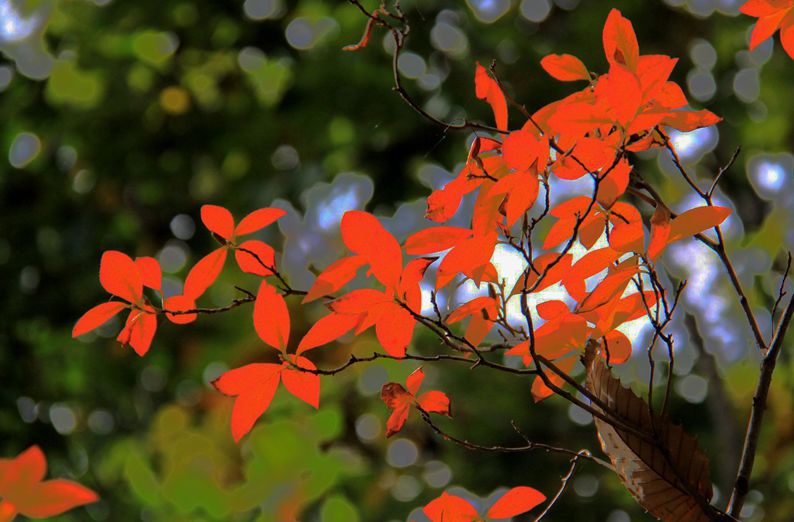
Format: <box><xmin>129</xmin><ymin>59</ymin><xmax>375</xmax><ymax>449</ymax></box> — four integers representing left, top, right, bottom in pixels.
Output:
<box><xmin>303</xmin><ymin>255</ymin><xmax>367</xmax><ymax>303</ymax></box>
<box><xmin>253</xmin><ymin>281</ymin><xmax>290</xmax><ymax>350</ymax></box>
<box><xmin>297</xmin><ymin>312</ymin><xmax>360</xmax><ymax>354</ymax></box>
<box><xmin>184</xmin><ymin>247</ymin><xmax>227</xmax><ymax>300</ymax></box>
<box><xmin>341</xmin><ymin>211</ymin><xmax>402</xmax><ymax>289</ymax></box>
<box><xmin>404</xmin><ymin>226</ymin><xmax>473</xmax><ymax>255</ymax></box>
<box><xmin>475</xmin><ymin>62</ymin><xmax>508</xmax><ymax>131</ymax></box>
<box><xmin>603</xmin><ymin>8</ymin><xmax>639</xmax><ymax>70</ymax></box>
<box><xmin>99</xmin><ymin>251</ymin><xmax>143</xmax><ymax>304</ymax></box>
<box><xmin>135</xmin><ymin>256</ymin><xmax>162</xmax><ymax>291</ymax></box>
<box><xmin>212</xmin><ymin>363</ymin><xmax>282</xmax><ymax>442</ymax></box>
<box><xmin>15</xmin><ymin>480</ymin><xmax>99</xmax><ymax>518</ymax></box>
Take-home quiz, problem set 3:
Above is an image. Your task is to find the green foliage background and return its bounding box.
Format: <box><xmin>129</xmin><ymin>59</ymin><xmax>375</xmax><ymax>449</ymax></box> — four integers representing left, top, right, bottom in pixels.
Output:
<box><xmin>1</xmin><ymin>0</ymin><xmax>793</xmax><ymax>520</ymax></box>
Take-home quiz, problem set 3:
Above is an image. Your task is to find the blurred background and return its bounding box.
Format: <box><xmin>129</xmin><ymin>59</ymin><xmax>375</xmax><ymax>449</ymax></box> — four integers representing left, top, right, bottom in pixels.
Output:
<box><xmin>1</xmin><ymin>0</ymin><xmax>794</xmax><ymax>520</ymax></box>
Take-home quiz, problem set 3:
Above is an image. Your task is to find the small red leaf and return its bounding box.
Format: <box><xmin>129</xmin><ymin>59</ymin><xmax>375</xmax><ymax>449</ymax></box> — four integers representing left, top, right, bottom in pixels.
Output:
<box><xmin>486</xmin><ymin>486</ymin><xmax>546</xmax><ymax>519</ymax></box>
<box><xmin>235</xmin><ymin>239</ymin><xmax>276</xmax><ymax>277</ymax></box>
<box><xmin>281</xmin><ymin>356</ymin><xmax>320</xmax><ymax>408</ymax></box>
<box><xmin>184</xmin><ymin>247</ymin><xmax>227</xmax><ymax>300</ymax></box>
<box><xmin>475</xmin><ymin>62</ymin><xmax>508</xmax><ymax>131</ymax></box>
<box><xmin>212</xmin><ymin>363</ymin><xmax>282</xmax><ymax>442</ymax></box>
<box><xmin>200</xmin><ymin>204</ymin><xmax>235</xmax><ymax>240</ymax></box>
<box><xmin>73</xmin><ymin>301</ymin><xmax>127</xmax><ymax>337</ymax></box>
<box><xmin>234</xmin><ymin>207</ymin><xmax>286</xmax><ymax>236</ymax></box>
<box><xmin>540</xmin><ymin>53</ymin><xmax>590</xmax><ymax>81</ymax></box>
<box><xmin>135</xmin><ymin>256</ymin><xmax>162</xmax><ymax>291</ymax></box>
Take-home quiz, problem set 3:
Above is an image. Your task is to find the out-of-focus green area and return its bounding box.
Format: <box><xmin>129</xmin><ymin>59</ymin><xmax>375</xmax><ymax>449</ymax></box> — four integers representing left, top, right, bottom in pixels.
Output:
<box><xmin>1</xmin><ymin>0</ymin><xmax>794</xmax><ymax>520</ymax></box>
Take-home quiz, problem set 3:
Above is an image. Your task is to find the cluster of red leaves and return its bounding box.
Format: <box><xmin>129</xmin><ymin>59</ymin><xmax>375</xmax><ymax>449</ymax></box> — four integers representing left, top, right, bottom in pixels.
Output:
<box><xmin>421</xmin><ymin>487</ymin><xmax>546</xmax><ymax>522</ymax></box>
<box><xmin>72</xmin><ymin>206</ymin><xmax>284</xmax><ymax>355</ymax></box>
<box><xmin>0</xmin><ymin>446</ymin><xmax>98</xmax><ymax>520</ymax></box>
<box><xmin>740</xmin><ymin>0</ymin><xmax>794</xmax><ymax>59</ymax></box>
<box><xmin>419</xmin><ymin>8</ymin><xmax>731</xmax><ymax>398</ymax></box>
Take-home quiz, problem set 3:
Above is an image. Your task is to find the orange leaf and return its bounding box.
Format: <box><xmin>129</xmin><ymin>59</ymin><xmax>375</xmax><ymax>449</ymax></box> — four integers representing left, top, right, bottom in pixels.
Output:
<box><xmin>212</xmin><ymin>363</ymin><xmax>282</xmax><ymax>442</ymax></box>
<box><xmin>253</xmin><ymin>281</ymin><xmax>290</xmax><ymax>350</ymax></box>
<box><xmin>15</xmin><ymin>480</ymin><xmax>99</xmax><ymax>519</ymax></box>
<box><xmin>668</xmin><ymin>205</ymin><xmax>731</xmax><ymax>242</ymax></box>
<box><xmin>486</xmin><ymin>486</ymin><xmax>546</xmax><ymax>519</ymax></box>
<box><xmin>661</xmin><ymin>109</ymin><xmax>721</xmax><ymax>132</ymax></box>
<box><xmin>234</xmin><ymin>207</ymin><xmax>286</xmax><ymax>236</ymax></box>
<box><xmin>72</xmin><ymin>301</ymin><xmax>127</xmax><ymax>337</ymax></box>
<box><xmin>475</xmin><ymin>62</ymin><xmax>508</xmax><ymax>131</ymax></box>
<box><xmin>532</xmin><ymin>354</ymin><xmax>578</xmax><ymax>402</ymax></box>
<box><xmin>100</xmin><ymin>251</ymin><xmax>143</xmax><ymax>304</ymax></box>
<box><xmin>404</xmin><ymin>227</ymin><xmax>473</xmax><ymax>255</ymax></box>
<box><xmin>184</xmin><ymin>247</ymin><xmax>227</xmax><ymax>300</ymax></box>
<box><xmin>200</xmin><ymin>204</ymin><xmax>234</xmax><ymax>240</ymax></box>
<box><xmin>603</xmin><ymin>8</ymin><xmax>639</xmax><ymax>71</ymax></box>
<box><xmin>540</xmin><ymin>53</ymin><xmax>590</xmax><ymax>81</ymax></box>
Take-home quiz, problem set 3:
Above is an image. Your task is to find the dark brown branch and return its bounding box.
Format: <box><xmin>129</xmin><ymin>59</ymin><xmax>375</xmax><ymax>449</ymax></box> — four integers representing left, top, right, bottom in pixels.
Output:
<box><xmin>727</xmin><ymin>293</ymin><xmax>794</xmax><ymax>516</ymax></box>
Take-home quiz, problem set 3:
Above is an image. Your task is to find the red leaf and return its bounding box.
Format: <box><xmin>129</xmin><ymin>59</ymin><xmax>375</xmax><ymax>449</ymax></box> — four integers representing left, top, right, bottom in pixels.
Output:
<box><xmin>781</xmin><ymin>12</ymin><xmax>794</xmax><ymax>60</ymax></box>
<box><xmin>135</xmin><ymin>256</ymin><xmax>162</xmax><ymax>291</ymax></box>
<box><xmin>297</xmin><ymin>312</ymin><xmax>360</xmax><ymax>354</ymax></box>
<box><xmin>436</xmin><ymin>233</ymin><xmax>497</xmax><ymax>290</ymax></box>
<box><xmin>405</xmin><ymin>367</ymin><xmax>425</xmax><ymax>395</ymax></box>
<box><xmin>374</xmin><ymin>302</ymin><xmax>415</xmax><ymax>357</ymax></box>
<box><xmin>212</xmin><ymin>363</ymin><xmax>282</xmax><ymax>442</ymax></box>
<box><xmin>475</xmin><ymin>62</ymin><xmax>508</xmax><ymax>131</ymax></box>
<box><xmin>398</xmin><ymin>257</ymin><xmax>435</xmax><ymax>313</ymax></box>
<box><xmin>200</xmin><ymin>204</ymin><xmax>235</xmax><ymax>240</ymax></box>
<box><xmin>490</xmin><ymin>170</ymin><xmax>540</xmax><ymax>226</ymax></box>
<box><xmin>381</xmin><ymin>382</ymin><xmax>412</xmax><ymax>437</ymax></box>
<box><xmin>601</xmin><ymin>329</ymin><xmax>633</xmax><ymax>364</ymax></box>
<box><xmin>184</xmin><ymin>247</ymin><xmax>227</xmax><ymax>300</ymax></box>
<box><xmin>486</xmin><ymin>486</ymin><xmax>546</xmax><ymax>519</ymax></box>
<box><xmin>404</xmin><ymin>227</ymin><xmax>473</xmax><ymax>255</ymax></box>
<box><xmin>748</xmin><ymin>8</ymin><xmax>789</xmax><ymax>49</ymax></box>
<box><xmin>540</xmin><ymin>53</ymin><xmax>590</xmax><ymax>81</ymax></box>
<box><xmin>0</xmin><ymin>446</ymin><xmax>98</xmax><ymax>519</ymax></box>
<box><xmin>16</xmin><ymin>480</ymin><xmax>99</xmax><ymax>518</ymax></box>
<box><xmin>72</xmin><ymin>301</ymin><xmax>127</xmax><ymax>337</ymax></box>
<box><xmin>603</xmin><ymin>8</ymin><xmax>639</xmax><ymax>71</ymax></box>
<box><xmin>117</xmin><ymin>309</ymin><xmax>157</xmax><ymax>356</ymax></box>
<box><xmin>647</xmin><ymin>204</ymin><xmax>672</xmax><ymax>260</ymax></box>
<box><xmin>234</xmin><ymin>207</ymin><xmax>286</xmax><ymax>236</ymax></box>
<box><xmin>253</xmin><ymin>281</ymin><xmax>290</xmax><ymax>350</ymax></box>
<box><xmin>740</xmin><ymin>0</ymin><xmax>791</xmax><ymax>17</ymax></box>
<box><xmin>532</xmin><ymin>354</ymin><xmax>578</xmax><ymax>402</ymax></box>
<box><xmin>303</xmin><ymin>255</ymin><xmax>367</xmax><ymax>303</ymax></box>
<box><xmin>603</xmin><ymin>63</ymin><xmax>642</xmax><ymax>126</ymax></box>
<box><xmin>163</xmin><ymin>295</ymin><xmax>197</xmax><ymax>325</ymax></box>
<box><xmin>234</xmin><ymin>239</ymin><xmax>275</xmax><ymax>277</ymax></box>
<box><xmin>502</xmin><ymin>130</ymin><xmax>547</xmax><ymax>171</ymax></box>
<box><xmin>423</xmin><ymin>492</ymin><xmax>479</xmax><ymax>522</ymax></box>
<box><xmin>662</xmin><ymin>109</ymin><xmax>721</xmax><ymax>132</ymax></box>
<box><xmin>100</xmin><ymin>251</ymin><xmax>143</xmax><ymax>304</ymax></box>
<box><xmin>417</xmin><ymin>391</ymin><xmax>451</xmax><ymax>416</ymax></box>
<box><xmin>281</xmin><ymin>356</ymin><xmax>320</xmax><ymax>408</ymax></box>
<box><xmin>341</xmin><ymin>211</ymin><xmax>402</xmax><ymax>289</ymax></box>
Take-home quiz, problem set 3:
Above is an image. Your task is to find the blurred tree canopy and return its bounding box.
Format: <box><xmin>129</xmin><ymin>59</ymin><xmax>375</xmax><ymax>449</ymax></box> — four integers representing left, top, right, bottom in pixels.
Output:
<box><xmin>1</xmin><ymin>0</ymin><xmax>794</xmax><ymax>520</ymax></box>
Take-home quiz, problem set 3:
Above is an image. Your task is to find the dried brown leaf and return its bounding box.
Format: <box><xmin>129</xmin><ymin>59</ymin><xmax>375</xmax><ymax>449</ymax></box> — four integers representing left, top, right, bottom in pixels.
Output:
<box><xmin>584</xmin><ymin>344</ymin><xmax>724</xmax><ymax>522</ymax></box>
